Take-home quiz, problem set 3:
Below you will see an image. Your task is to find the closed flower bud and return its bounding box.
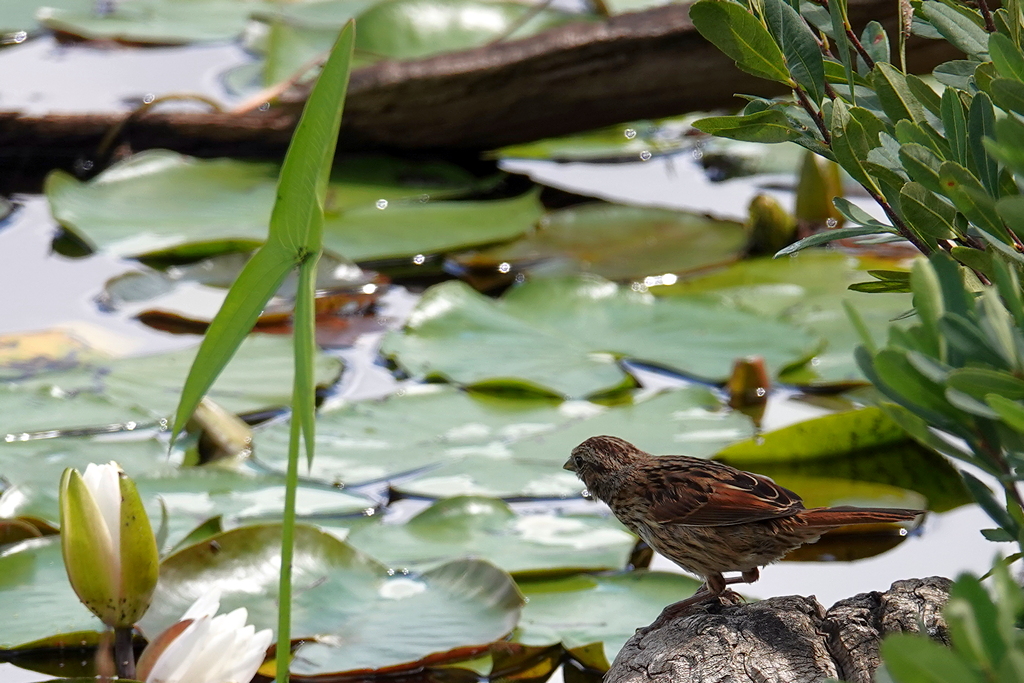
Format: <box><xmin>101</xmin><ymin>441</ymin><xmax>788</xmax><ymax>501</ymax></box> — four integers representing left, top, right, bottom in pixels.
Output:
<box><xmin>59</xmin><ymin>462</ymin><xmax>159</xmax><ymax>628</ymax></box>
<box><xmin>137</xmin><ymin>589</ymin><xmax>273</xmax><ymax>683</ymax></box>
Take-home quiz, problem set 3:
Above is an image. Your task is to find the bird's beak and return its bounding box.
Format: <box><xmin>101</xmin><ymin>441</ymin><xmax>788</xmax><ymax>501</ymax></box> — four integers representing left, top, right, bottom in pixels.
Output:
<box><xmin>563</xmin><ymin>458</ymin><xmax>575</xmax><ymax>472</ymax></box>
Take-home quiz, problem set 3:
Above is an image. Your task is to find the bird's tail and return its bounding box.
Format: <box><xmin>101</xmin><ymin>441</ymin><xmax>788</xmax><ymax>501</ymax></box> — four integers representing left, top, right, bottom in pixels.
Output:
<box><xmin>798</xmin><ymin>506</ymin><xmax>922</xmax><ymax>527</ymax></box>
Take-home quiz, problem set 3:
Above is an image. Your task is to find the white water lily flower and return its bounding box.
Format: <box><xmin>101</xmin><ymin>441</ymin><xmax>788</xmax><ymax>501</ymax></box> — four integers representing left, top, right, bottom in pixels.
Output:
<box><xmin>59</xmin><ymin>461</ymin><xmax>159</xmax><ymax>627</ymax></box>
<box><xmin>138</xmin><ymin>589</ymin><xmax>274</xmax><ymax>683</ymax></box>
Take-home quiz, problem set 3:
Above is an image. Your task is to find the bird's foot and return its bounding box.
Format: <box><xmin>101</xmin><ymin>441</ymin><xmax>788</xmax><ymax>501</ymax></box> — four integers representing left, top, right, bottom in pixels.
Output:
<box><xmin>638</xmin><ymin>588</ymin><xmax>741</xmax><ymax>634</ymax></box>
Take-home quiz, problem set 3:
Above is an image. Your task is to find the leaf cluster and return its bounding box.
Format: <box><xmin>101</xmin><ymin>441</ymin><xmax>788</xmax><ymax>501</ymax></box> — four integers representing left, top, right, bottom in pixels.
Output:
<box><xmin>691</xmin><ymin>0</ymin><xmax>1024</xmax><ymax>263</ymax></box>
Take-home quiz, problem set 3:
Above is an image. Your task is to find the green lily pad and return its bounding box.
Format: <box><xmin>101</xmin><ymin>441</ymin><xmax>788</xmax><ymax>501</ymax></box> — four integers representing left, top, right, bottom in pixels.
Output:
<box><xmin>12</xmin><ymin>334</ymin><xmax>342</xmax><ymax>424</ymax></box>
<box><xmin>1</xmin><ymin>383</ymin><xmax>154</xmax><ymax>437</ymax></box>
<box><xmin>46</xmin><ymin>150</ymin><xmax>514</xmax><ymax>262</ymax></box>
<box><xmin>764</xmin><ymin>474</ymin><xmax>926</xmax><ymax>511</ymax></box>
<box><xmin>141</xmin><ymin>524</ymin><xmax>524</xmax><ymax>675</ymax></box>
<box><xmin>0</xmin><ymin>538</ymin><xmax>104</xmax><ymax>649</ymax></box>
<box><xmin>37</xmin><ymin>0</ymin><xmax>284</xmax><ymax>44</ymax></box>
<box><xmin>354</xmin><ymin>0</ymin><xmax>592</xmax><ymax>61</ymax></box>
<box><xmin>453</xmin><ymin>203</ymin><xmax>747</xmax><ymax>282</ymax></box>
<box><xmin>515</xmin><ymin>571</ymin><xmax>701</xmax><ymax>661</ymax></box>
<box><xmin>0</xmin><ymin>0</ymin><xmax>96</xmax><ymax>35</ymax></box>
<box><xmin>717</xmin><ymin>406</ymin><xmax>907</xmax><ymax>463</ymax></box>
<box><xmin>252</xmin><ymin>384</ymin><xmax>753</xmax><ymax>496</ymax></box>
<box><xmin>347</xmin><ymin>496</ymin><xmax>635</xmax><ymax>575</ymax></box>
<box><xmin>489</xmin><ymin>119</ymin><xmax>692</xmax><ymax>162</ymax></box>
<box><xmin>381</xmin><ymin>275</ymin><xmax>820</xmax><ymax>398</ymax></box>
<box><xmin>133</xmin><ymin>467</ymin><xmax>376</xmax><ymax>551</ymax></box>
<box><xmin>658</xmin><ymin>251</ymin><xmax>912</xmax><ymax>385</ymax></box>
<box><xmin>0</xmin><ymin>437</ymin><xmax>176</xmax><ymax>524</ymax></box>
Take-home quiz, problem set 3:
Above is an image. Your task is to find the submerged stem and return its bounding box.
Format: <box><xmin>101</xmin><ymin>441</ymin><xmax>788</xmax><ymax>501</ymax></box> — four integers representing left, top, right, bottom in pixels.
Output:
<box><xmin>114</xmin><ymin>626</ymin><xmax>136</xmax><ymax>680</ymax></box>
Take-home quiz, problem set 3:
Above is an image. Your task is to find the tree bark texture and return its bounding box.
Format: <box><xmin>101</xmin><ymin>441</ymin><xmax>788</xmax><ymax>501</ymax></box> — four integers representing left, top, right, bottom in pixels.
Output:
<box><xmin>0</xmin><ymin>0</ymin><xmax>960</xmax><ymax>163</ymax></box>
<box><xmin>605</xmin><ymin>576</ymin><xmax>952</xmax><ymax>683</ymax></box>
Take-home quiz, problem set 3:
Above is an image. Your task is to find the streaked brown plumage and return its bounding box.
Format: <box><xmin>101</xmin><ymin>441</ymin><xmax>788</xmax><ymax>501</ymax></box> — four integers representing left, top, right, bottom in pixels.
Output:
<box><xmin>565</xmin><ymin>435</ymin><xmax>922</xmax><ymax>603</ymax></box>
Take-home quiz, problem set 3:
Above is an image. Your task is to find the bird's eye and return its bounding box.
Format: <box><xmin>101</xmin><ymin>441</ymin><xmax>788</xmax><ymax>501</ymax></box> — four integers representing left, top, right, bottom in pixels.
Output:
<box><xmin>573</xmin><ymin>454</ymin><xmax>583</xmax><ymax>468</ymax></box>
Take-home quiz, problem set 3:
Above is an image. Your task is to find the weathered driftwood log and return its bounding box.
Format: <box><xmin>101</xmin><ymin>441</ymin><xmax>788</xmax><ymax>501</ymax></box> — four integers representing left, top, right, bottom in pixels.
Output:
<box><xmin>0</xmin><ymin>0</ymin><xmax>959</xmax><ymax>163</ymax></box>
<box><xmin>606</xmin><ymin>577</ymin><xmax>952</xmax><ymax>683</ymax></box>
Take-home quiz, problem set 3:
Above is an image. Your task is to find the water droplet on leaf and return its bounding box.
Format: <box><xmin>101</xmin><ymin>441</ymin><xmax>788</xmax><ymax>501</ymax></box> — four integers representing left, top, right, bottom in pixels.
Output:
<box><xmin>376</xmin><ymin>199</ymin><xmax>388</xmax><ymax>210</ymax></box>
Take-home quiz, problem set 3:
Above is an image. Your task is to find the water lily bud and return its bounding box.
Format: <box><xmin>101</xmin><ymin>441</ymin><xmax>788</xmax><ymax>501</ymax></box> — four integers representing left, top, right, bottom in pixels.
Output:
<box><xmin>137</xmin><ymin>589</ymin><xmax>273</xmax><ymax>683</ymax></box>
<box><xmin>59</xmin><ymin>462</ymin><xmax>159</xmax><ymax>628</ymax></box>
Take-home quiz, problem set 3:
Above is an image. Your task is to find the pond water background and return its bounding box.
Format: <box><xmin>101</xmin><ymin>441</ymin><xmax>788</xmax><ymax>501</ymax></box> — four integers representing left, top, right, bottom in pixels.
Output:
<box><xmin>0</xmin><ymin>31</ymin><xmax>1014</xmax><ymax>682</ymax></box>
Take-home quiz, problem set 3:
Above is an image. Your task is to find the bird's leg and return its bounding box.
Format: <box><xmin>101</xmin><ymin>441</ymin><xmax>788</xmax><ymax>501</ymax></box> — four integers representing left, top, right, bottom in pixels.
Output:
<box><xmin>721</xmin><ymin>568</ymin><xmax>759</xmax><ymax>587</ymax></box>
<box><xmin>639</xmin><ymin>572</ymin><xmax>734</xmax><ymax>632</ymax></box>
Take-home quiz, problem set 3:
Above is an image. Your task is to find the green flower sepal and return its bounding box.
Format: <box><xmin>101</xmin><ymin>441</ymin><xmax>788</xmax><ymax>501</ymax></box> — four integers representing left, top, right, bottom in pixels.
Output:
<box><xmin>59</xmin><ymin>462</ymin><xmax>159</xmax><ymax>628</ymax></box>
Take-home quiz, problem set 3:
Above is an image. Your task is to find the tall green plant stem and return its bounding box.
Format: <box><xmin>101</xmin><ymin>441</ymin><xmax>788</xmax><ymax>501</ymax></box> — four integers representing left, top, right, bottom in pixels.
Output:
<box><xmin>276</xmin><ymin>257</ymin><xmax>319</xmax><ymax>683</ymax></box>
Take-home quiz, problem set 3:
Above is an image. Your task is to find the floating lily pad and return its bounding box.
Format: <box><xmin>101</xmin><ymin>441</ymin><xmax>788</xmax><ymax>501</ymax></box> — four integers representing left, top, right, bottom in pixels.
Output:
<box><xmin>37</xmin><ymin>0</ymin><xmax>285</xmax><ymax>44</ymax></box>
<box><xmin>0</xmin><ymin>383</ymin><xmax>154</xmax><ymax>437</ymax></box>
<box><xmin>658</xmin><ymin>251</ymin><xmax>912</xmax><ymax>385</ymax></box>
<box><xmin>0</xmin><ymin>538</ymin><xmax>104</xmax><ymax>648</ymax></box>
<box><xmin>515</xmin><ymin>571</ymin><xmax>701</xmax><ymax>662</ymax></box>
<box><xmin>717</xmin><ymin>406</ymin><xmax>907</xmax><ymax>463</ymax></box>
<box><xmin>252</xmin><ymin>384</ymin><xmax>753</xmax><ymax>496</ymax></box>
<box><xmin>382</xmin><ymin>275</ymin><xmax>819</xmax><ymax>398</ymax></box>
<box><xmin>489</xmin><ymin>119</ymin><xmax>691</xmax><ymax>162</ymax></box>
<box><xmin>46</xmin><ymin>150</ymin><xmax>517</xmax><ymax>261</ymax></box>
<box><xmin>453</xmin><ymin>203</ymin><xmax>747</xmax><ymax>282</ymax></box>
<box><xmin>0</xmin><ymin>437</ymin><xmax>176</xmax><ymax>524</ymax></box>
<box><xmin>0</xmin><ymin>330</ymin><xmax>98</xmax><ymax>382</ymax></box>
<box><xmin>0</xmin><ymin>0</ymin><xmax>95</xmax><ymax>35</ymax></box>
<box><xmin>12</xmin><ymin>335</ymin><xmax>342</xmax><ymax>425</ymax></box>
<box><xmin>141</xmin><ymin>524</ymin><xmax>523</xmax><ymax>675</ymax></box>
<box><xmin>347</xmin><ymin>496</ymin><xmax>634</xmax><ymax>575</ymax></box>
<box><xmin>133</xmin><ymin>467</ymin><xmax>376</xmax><ymax>551</ymax></box>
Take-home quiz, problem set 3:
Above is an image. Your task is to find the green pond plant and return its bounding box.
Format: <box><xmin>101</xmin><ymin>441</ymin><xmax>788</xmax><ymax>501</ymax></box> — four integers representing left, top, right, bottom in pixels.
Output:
<box><xmin>167</xmin><ymin>20</ymin><xmax>356</xmax><ymax>683</ymax></box>
<box><xmin>690</xmin><ymin>0</ymin><xmax>1024</xmax><ymax>676</ymax></box>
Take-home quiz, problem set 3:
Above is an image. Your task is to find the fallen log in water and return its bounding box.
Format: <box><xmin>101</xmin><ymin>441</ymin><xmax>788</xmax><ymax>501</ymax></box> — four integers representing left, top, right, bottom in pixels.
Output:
<box><xmin>0</xmin><ymin>0</ymin><xmax>959</xmax><ymax>164</ymax></box>
<box><xmin>605</xmin><ymin>576</ymin><xmax>952</xmax><ymax>683</ymax></box>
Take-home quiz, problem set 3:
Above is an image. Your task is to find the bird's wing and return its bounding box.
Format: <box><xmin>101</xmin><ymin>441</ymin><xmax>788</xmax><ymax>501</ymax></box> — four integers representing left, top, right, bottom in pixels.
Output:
<box><xmin>644</xmin><ymin>460</ymin><xmax>805</xmax><ymax>526</ymax></box>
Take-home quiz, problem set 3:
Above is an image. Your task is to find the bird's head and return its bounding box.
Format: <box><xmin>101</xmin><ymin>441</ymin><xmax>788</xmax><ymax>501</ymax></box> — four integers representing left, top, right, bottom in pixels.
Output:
<box><xmin>564</xmin><ymin>435</ymin><xmax>645</xmax><ymax>481</ymax></box>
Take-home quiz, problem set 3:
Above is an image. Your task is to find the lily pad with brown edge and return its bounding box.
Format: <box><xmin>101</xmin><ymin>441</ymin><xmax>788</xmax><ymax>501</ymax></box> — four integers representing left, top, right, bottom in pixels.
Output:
<box><xmin>451</xmin><ymin>203</ymin><xmax>747</xmax><ymax>282</ymax></box>
<box><xmin>656</xmin><ymin>250</ymin><xmax>912</xmax><ymax>386</ymax></box>
<box><xmin>251</xmin><ymin>383</ymin><xmax>753</xmax><ymax>496</ymax></box>
<box><xmin>345</xmin><ymin>496</ymin><xmax>635</xmax><ymax>576</ymax></box>
<box><xmin>140</xmin><ymin>524</ymin><xmax>524</xmax><ymax>675</ymax></box>
<box><xmin>0</xmin><ymin>538</ymin><xmax>104</xmax><ymax>649</ymax></box>
<box><xmin>99</xmin><ymin>250</ymin><xmax>384</xmax><ymax>332</ymax></box>
<box><xmin>514</xmin><ymin>571</ymin><xmax>702</xmax><ymax>662</ymax></box>
<box><xmin>12</xmin><ymin>334</ymin><xmax>342</xmax><ymax>422</ymax></box>
<box><xmin>381</xmin><ymin>274</ymin><xmax>820</xmax><ymax>398</ymax></box>
<box><xmin>45</xmin><ymin>150</ymin><xmax>502</xmax><ymax>261</ymax></box>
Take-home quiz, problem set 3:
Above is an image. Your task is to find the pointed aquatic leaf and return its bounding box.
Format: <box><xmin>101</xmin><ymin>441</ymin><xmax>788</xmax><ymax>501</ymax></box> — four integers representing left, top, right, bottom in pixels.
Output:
<box><xmin>828</xmin><ymin>0</ymin><xmax>856</xmax><ymax>97</ymax></box>
<box><xmin>830</xmin><ymin>101</ymin><xmax>882</xmax><ymax>193</ymax></box>
<box><xmin>906</xmin><ymin>74</ymin><xmax>943</xmax><ymax>116</ymax></box>
<box><xmin>172</xmin><ymin>24</ymin><xmax>354</xmax><ymax>439</ymax></box>
<box><xmin>692</xmin><ymin>110</ymin><xmax>803</xmax><ymax>143</ymax></box>
<box><xmin>895</xmin><ymin>120</ymin><xmax>949</xmax><ymax>159</ymax></box>
<box><xmin>934</xmin><ymin>60</ymin><xmax>979</xmax><ymax>89</ymax></box>
<box><xmin>968</xmin><ymin>92</ymin><xmax>1000</xmax><ymax>197</ymax></box>
<box><xmin>944</xmin><ymin>577</ymin><xmax>1004</xmax><ymax>672</ymax></box>
<box><xmin>920</xmin><ymin>1</ymin><xmax>990</xmax><ymax>59</ymax></box>
<box><xmin>873</xmin><ymin>62</ymin><xmax>926</xmax><ymax>124</ymax></box>
<box><xmin>989</xmin><ymin>32</ymin><xmax>1024</xmax><ymax>80</ymax></box>
<box><xmin>689</xmin><ymin>0</ymin><xmax>791</xmax><ymax>84</ymax></box>
<box><xmin>832</xmin><ymin>197</ymin><xmax>893</xmax><ymax>229</ymax></box>
<box><xmin>763</xmin><ymin>0</ymin><xmax>825</xmax><ymax>104</ymax></box>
